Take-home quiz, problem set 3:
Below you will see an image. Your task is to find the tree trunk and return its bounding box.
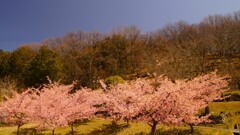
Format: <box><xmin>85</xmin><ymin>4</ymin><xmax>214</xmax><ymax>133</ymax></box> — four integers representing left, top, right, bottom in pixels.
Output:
<box><xmin>0</xmin><ymin>88</ymin><xmax>2</xmax><ymax>101</ymax></box>
<box><xmin>112</xmin><ymin>119</ymin><xmax>118</xmax><ymax>127</ymax></box>
<box><xmin>126</xmin><ymin>118</ymin><xmax>129</xmax><ymax>126</ymax></box>
<box><xmin>189</xmin><ymin>124</ymin><xmax>194</xmax><ymax>133</ymax></box>
<box><xmin>16</xmin><ymin>123</ymin><xmax>21</xmax><ymax>135</ymax></box>
<box><xmin>150</xmin><ymin>121</ymin><xmax>158</xmax><ymax>135</ymax></box>
<box><xmin>34</xmin><ymin>128</ymin><xmax>37</xmax><ymax>135</ymax></box>
<box><xmin>71</xmin><ymin>123</ymin><xmax>74</xmax><ymax>135</ymax></box>
<box><xmin>205</xmin><ymin>106</ymin><xmax>209</xmax><ymax>115</ymax></box>
<box><xmin>237</xmin><ymin>81</ymin><xmax>240</xmax><ymax>90</ymax></box>
<box><xmin>52</xmin><ymin>129</ymin><xmax>55</xmax><ymax>135</ymax></box>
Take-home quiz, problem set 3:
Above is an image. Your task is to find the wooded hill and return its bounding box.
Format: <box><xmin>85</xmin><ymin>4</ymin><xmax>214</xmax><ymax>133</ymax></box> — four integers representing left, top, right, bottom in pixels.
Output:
<box><xmin>0</xmin><ymin>11</ymin><xmax>240</xmax><ymax>90</ymax></box>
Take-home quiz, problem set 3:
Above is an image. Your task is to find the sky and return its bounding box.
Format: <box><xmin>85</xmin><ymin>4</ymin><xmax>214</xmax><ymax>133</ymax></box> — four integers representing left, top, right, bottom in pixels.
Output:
<box><xmin>0</xmin><ymin>0</ymin><xmax>240</xmax><ymax>51</ymax></box>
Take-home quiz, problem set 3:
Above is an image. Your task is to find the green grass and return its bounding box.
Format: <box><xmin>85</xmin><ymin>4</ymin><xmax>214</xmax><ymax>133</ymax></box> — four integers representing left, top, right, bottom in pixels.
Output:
<box><xmin>209</xmin><ymin>101</ymin><xmax>240</xmax><ymax>129</ymax></box>
<box><xmin>0</xmin><ymin>126</ymin><xmax>17</xmax><ymax>135</ymax></box>
<box><xmin>0</xmin><ymin>118</ymin><xmax>234</xmax><ymax>135</ymax></box>
<box><xmin>209</xmin><ymin>101</ymin><xmax>240</xmax><ymax>115</ymax></box>
<box><xmin>223</xmin><ymin>90</ymin><xmax>240</xmax><ymax>96</ymax></box>
<box><xmin>194</xmin><ymin>126</ymin><xmax>232</xmax><ymax>135</ymax></box>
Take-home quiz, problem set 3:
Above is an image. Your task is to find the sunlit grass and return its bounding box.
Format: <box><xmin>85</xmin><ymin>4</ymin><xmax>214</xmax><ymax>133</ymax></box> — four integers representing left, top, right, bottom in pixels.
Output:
<box><xmin>209</xmin><ymin>101</ymin><xmax>240</xmax><ymax>129</ymax></box>
<box><xmin>0</xmin><ymin>118</ymin><xmax>235</xmax><ymax>135</ymax></box>
<box><xmin>195</xmin><ymin>126</ymin><xmax>232</xmax><ymax>135</ymax></box>
<box><xmin>224</xmin><ymin>115</ymin><xmax>240</xmax><ymax>129</ymax></box>
<box><xmin>223</xmin><ymin>90</ymin><xmax>240</xmax><ymax>96</ymax></box>
<box><xmin>0</xmin><ymin>126</ymin><xmax>17</xmax><ymax>135</ymax></box>
<box><xmin>209</xmin><ymin>101</ymin><xmax>240</xmax><ymax>115</ymax></box>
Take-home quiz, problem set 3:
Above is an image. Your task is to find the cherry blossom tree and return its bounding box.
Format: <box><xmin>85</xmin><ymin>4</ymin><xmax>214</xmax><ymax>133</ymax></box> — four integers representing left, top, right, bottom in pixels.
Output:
<box><xmin>176</xmin><ymin>71</ymin><xmax>229</xmax><ymax>132</ymax></box>
<box><xmin>65</xmin><ymin>88</ymin><xmax>102</xmax><ymax>135</ymax></box>
<box><xmin>137</xmin><ymin>71</ymin><xmax>229</xmax><ymax>135</ymax></box>
<box><xmin>0</xmin><ymin>90</ymin><xmax>35</xmax><ymax>135</ymax></box>
<box><xmin>103</xmin><ymin>79</ymin><xmax>149</xmax><ymax>126</ymax></box>
<box><xmin>27</xmin><ymin>82</ymin><xmax>101</xmax><ymax>135</ymax></box>
<box><xmin>27</xmin><ymin>82</ymin><xmax>73</xmax><ymax>135</ymax></box>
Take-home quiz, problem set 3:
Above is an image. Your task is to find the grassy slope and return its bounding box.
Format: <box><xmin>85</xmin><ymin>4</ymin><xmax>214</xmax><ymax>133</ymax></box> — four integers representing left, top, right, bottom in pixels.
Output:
<box><xmin>223</xmin><ymin>90</ymin><xmax>240</xmax><ymax>96</ymax></box>
<box><xmin>209</xmin><ymin>101</ymin><xmax>240</xmax><ymax>129</ymax></box>
<box><xmin>209</xmin><ymin>101</ymin><xmax>240</xmax><ymax>115</ymax></box>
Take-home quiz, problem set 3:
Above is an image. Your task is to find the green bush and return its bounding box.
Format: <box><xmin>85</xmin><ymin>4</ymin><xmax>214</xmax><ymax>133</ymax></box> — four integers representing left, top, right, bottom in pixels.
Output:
<box><xmin>223</xmin><ymin>91</ymin><xmax>240</xmax><ymax>101</ymax></box>
<box><xmin>104</xmin><ymin>76</ymin><xmax>125</xmax><ymax>86</ymax></box>
<box><xmin>225</xmin><ymin>93</ymin><xmax>240</xmax><ymax>101</ymax></box>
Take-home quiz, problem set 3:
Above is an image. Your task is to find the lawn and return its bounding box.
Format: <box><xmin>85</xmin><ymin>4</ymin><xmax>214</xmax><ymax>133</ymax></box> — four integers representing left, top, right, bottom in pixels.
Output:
<box><xmin>209</xmin><ymin>101</ymin><xmax>240</xmax><ymax>115</ymax></box>
<box><xmin>223</xmin><ymin>90</ymin><xmax>240</xmax><ymax>96</ymax></box>
<box><xmin>209</xmin><ymin>101</ymin><xmax>240</xmax><ymax>129</ymax></box>
<box><xmin>0</xmin><ymin>118</ymin><xmax>234</xmax><ymax>135</ymax></box>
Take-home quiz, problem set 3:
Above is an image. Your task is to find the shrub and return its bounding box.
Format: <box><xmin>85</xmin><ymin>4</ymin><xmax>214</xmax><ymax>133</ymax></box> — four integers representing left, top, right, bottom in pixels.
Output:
<box><xmin>209</xmin><ymin>114</ymin><xmax>224</xmax><ymax>124</ymax></box>
<box><xmin>0</xmin><ymin>76</ymin><xmax>17</xmax><ymax>101</ymax></box>
<box><xmin>224</xmin><ymin>93</ymin><xmax>240</xmax><ymax>101</ymax></box>
<box><xmin>104</xmin><ymin>76</ymin><xmax>125</xmax><ymax>87</ymax></box>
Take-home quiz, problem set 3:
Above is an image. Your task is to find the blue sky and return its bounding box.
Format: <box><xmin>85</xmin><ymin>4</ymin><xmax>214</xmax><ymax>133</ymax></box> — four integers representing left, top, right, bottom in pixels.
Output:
<box><xmin>0</xmin><ymin>0</ymin><xmax>240</xmax><ymax>51</ymax></box>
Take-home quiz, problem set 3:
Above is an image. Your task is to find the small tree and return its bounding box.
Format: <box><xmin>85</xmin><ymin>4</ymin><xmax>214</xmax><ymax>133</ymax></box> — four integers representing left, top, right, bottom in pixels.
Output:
<box><xmin>104</xmin><ymin>75</ymin><xmax>125</xmax><ymax>87</ymax></box>
<box><xmin>104</xmin><ymin>79</ymin><xmax>148</xmax><ymax>126</ymax></box>
<box><xmin>65</xmin><ymin>88</ymin><xmax>101</xmax><ymax>135</ymax></box>
<box><xmin>0</xmin><ymin>76</ymin><xmax>17</xmax><ymax>101</ymax></box>
<box><xmin>28</xmin><ymin>82</ymin><xmax>99</xmax><ymax>135</ymax></box>
<box><xmin>0</xmin><ymin>90</ymin><xmax>34</xmax><ymax>135</ymax></box>
<box><xmin>177</xmin><ymin>71</ymin><xmax>229</xmax><ymax>132</ymax></box>
<box><xmin>137</xmin><ymin>71</ymin><xmax>229</xmax><ymax>135</ymax></box>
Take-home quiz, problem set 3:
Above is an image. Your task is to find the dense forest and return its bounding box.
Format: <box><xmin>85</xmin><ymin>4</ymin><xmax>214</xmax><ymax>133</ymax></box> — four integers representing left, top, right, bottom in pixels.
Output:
<box><xmin>1</xmin><ymin>11</ymin><xmax>240</xmax><ymax>92</ymax></box>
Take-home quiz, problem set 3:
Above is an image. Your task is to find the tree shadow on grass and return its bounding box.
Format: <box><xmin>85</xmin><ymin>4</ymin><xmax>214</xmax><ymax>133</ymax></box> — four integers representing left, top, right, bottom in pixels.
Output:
<box><xmin>65</xmin><ymin>131</ymin><xmax>78</xmax><ymax>135</ymax></box>
<box><xmin>65</xmin><ymin>119</ymin><xmax>92</xmax><ymax>135</ymax></box>
<box><xmin>155</xmin><ymin>128</ymin><xmax>201</xmax><ymax>135</ymax></box>
<box><xmin>84</xmin><ymin>121</ymin><xmax>128</xmax><ymax>135</ymax></box>
<box><xmin>15</xmin><ymin>128</ymin><xmax>57</xmax><ymax>135</ymax></box>
<box><xmin>13</xmin><ymin>127</ymin><xmax>38</xmax><ymax>135</ymax></box>
<box><xmin>13</xmin><ymin>119</ymin><xmax>92</xmax><ymax>135</ymax></box>
<box><xmin>74</xmin><ymin>119</ymin><xmax>92</xmax><ymax>126</ymax></box>
<box><xmin>135</xmin><ymin>127</ymin><xmax>201</xmax><ymax>135</ymax></box>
